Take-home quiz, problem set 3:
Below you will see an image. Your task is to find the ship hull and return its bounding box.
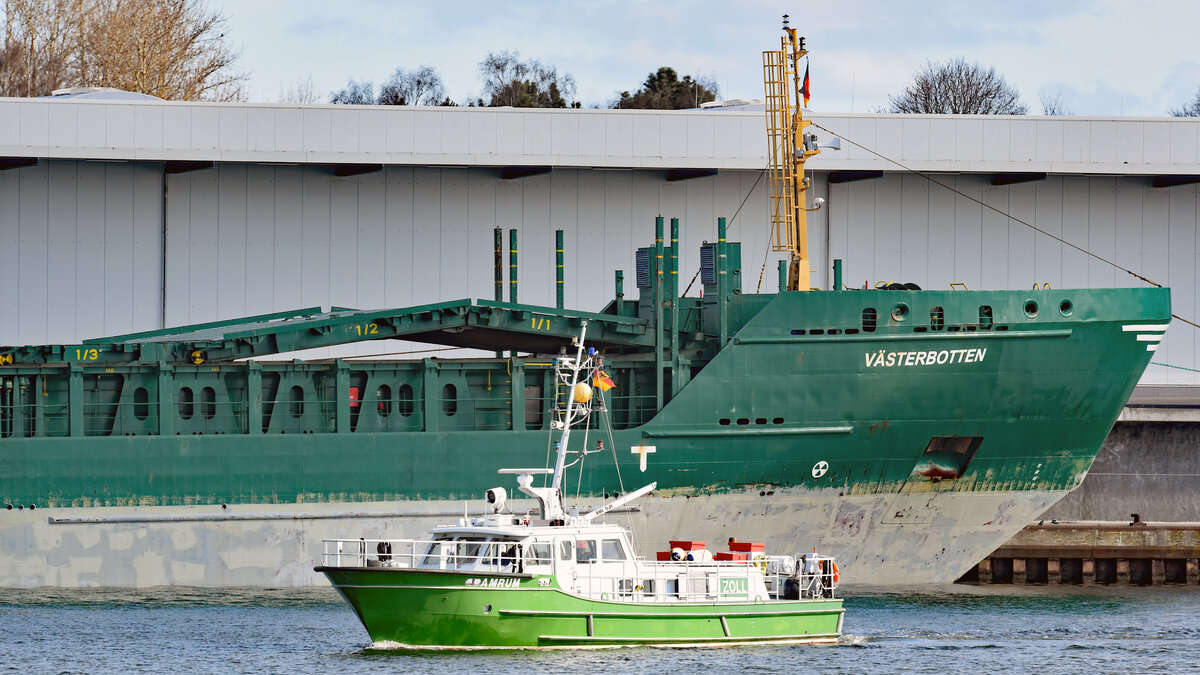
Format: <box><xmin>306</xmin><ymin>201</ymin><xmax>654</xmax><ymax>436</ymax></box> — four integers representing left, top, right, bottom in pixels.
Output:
<box><xmin>0</xmin><ymin>286</ymin><xmax>1171</xmax><ymax>587</ymax></box>
<box><xmin>1</xmin><ymin>487</ymin><xmax>1064</xmax><ymax>587</ymax></box>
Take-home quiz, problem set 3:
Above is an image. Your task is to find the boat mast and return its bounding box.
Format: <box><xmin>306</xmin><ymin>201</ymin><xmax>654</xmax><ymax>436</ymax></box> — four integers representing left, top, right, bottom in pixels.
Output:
<box><xmin>550</xmin><ymin>320</ymin><xmax>589</xmax><ymax>492</ymax></box>
<box><xmin>764</xmin><ymin>15</ymin><xmax>822</xmax><ymax>291</ymax></box>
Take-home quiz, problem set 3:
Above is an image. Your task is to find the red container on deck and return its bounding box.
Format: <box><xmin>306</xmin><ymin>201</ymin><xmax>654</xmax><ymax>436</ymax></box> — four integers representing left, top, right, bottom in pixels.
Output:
<box><xmin>714</xmin><ymin>552</ymin><xmax>749</xmax><ymax>562</ymax></box>
<box><xmin>728</xmin><ymin>541</ymin><xmax>765</xmax><ymax>553</ymax></box>
<box><xmin>669</xmin><ymin>540</ymin><xmax>706</xmax><ymax>551</ymax></box>
<box><xmin>656</xmin><ymin>551</ymin><xmax>671</xmax><ymax>561</ymax></box>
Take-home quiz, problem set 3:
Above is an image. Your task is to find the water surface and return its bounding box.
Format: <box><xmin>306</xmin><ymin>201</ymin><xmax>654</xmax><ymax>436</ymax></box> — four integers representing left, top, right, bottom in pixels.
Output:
<box><xmin>2</xmin><ymin>584</ymin><xmax>1196</xmax><ymax>673</ymax></box>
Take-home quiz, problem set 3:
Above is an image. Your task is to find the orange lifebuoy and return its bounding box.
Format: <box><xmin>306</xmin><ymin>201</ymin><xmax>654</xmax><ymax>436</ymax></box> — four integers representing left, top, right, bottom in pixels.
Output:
<box><xmin>832</xmin><ymin>561</ymin><xmax>840</xmax><ymax>584</ymax></box>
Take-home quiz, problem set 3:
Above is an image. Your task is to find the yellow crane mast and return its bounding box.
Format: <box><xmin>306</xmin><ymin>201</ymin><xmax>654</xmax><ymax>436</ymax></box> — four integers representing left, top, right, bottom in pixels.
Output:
<box><xmin>763</xmin><ymin>16</ymin><xmax>822</xmax><ymax>291</ymax></box>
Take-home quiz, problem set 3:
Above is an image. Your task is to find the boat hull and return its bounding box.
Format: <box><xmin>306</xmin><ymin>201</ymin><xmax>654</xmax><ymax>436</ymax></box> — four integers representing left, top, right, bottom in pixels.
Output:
<box><xmin>317</xmin><ymin>566</ymin><xmax>843</xmax><ymax>649</ymax></box>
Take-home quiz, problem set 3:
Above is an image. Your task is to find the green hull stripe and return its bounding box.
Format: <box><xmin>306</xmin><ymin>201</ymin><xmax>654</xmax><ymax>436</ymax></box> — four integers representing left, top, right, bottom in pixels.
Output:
<box><xmin>735</xmin><ymin>328</ymin><xmax>1072</xmax><ymax>345</ymax></box>
<box><xmin>501</xmin><ymin>608</ymin><xmax>846</xmax><ymax>618</ymax></box>
<box><xmin>643</xmin><ymin>426</ymin><xmax>853</xmax><ymax>438</ymax></box>
<box><xmin>537</xmin><ymin>632</ymin><xmax>842</xmax><ymax>643</ymax></box>
<box><xmin>333</xmin><ymin>584</ymin><xmax>545</xmax><ymax>591</ymax></box>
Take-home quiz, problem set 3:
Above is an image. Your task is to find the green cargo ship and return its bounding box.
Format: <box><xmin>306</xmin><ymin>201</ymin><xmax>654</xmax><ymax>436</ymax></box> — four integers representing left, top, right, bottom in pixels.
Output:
<box><xmin>0</xmin><ymin>22</ymin><xmax>1171</xmax><ymax>587</ymax></box>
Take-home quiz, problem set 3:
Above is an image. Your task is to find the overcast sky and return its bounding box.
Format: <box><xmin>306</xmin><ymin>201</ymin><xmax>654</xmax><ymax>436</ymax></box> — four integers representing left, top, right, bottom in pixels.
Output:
<box><xmin>208</xmin><ymin>0</ymin><xmax>1200</xmax><ymax>117</ymax></box>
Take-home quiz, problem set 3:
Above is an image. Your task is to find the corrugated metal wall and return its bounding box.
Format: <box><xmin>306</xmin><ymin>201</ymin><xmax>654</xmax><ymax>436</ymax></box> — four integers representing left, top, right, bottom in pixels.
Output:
<box><xmin>825</xmin><ymin>173</ymin><xmax>1198</xmax><ymax>385</ymax></box>
<box><xmin>0</xmin><ymin>159</ymin><xmax>1195</xmax><ymax>384</ymax></box>
<box><xmin>160</xmin><ymin>165</ymin><xmax>772</xmax><ymax>350</ymax></box>
<box><xmin>0</xmin><ymin>160</ymin><xmax>163</xmax><ymax>345</ymax></box>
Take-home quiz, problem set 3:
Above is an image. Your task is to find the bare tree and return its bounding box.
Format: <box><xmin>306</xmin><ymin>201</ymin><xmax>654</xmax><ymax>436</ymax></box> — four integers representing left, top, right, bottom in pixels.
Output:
<box><xmin>330</xmin><ymin>78</ymin><xmax>373</xmax><ymax>105</ymax></box>
<box><xmin>888</xmin><ymin>58</ymin><xmax>1027</xmax><ymax>115</ymax></box>
<box><xmin>1170</xmin><ymin>87</ymin><xmax>1200</xmax><ymax>117</ymax></box>
<box><xmin>2</xmin><ymin>0</ymin><xmax>245</xmax><ymax>99</ymax></box>
<box><xmin>79</xmin><ymin>0</ymin><xmax>244</xmax><ymax>100</ymax></box>
<box><xmin>278</xmin><ymin>74</ymin><xmax>319</xmax><ymax>104</ymax></box>
<box><xmin>1039</xmin><ymin>90</ymin><xmax>1072</xmax><ymax>116</ymax></box>
<box><xmin>1</xmin><ymin>0</ymin><xmax>83</xmax><ymax>96</ymax></box>
<box><xmin>378</xmin><ymin>65</ymin><xmax>445</xmax><ymax>105</ymax></box>
<box><xmin>478</xmin><ymin>50</ymin><xmax>576</xmax><ymax>108</ymax></box>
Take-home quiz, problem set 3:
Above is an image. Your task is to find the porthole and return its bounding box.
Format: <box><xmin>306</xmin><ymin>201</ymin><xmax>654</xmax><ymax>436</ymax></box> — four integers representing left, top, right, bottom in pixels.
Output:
<box><xmin>755</xmin><ymin>418</ymin><xmax>767</xmax><ymax>425</ymax></box>
<box><xmin>736</xmin><ymin>418</ymin><xmax>750</xmax><ymax>425</ymax></box>
<box><xmin>1059</xmin><ymin>299</ymin><xmax>1073</xmax><ymax>317</ymax></box>
<box><xmin>1024</xmin><ymin>300</ymin><xmax>1039</xmax><ymax>318</ymax></box>
<box><xmin>891</xmin><ymin>303</ymin><xmax>909</xmax><ymax>321</ymax></box>
<box><xmin>719</xmin><ymin>418</ymin><xmax>731</xmax><ymax>426</ymax></box>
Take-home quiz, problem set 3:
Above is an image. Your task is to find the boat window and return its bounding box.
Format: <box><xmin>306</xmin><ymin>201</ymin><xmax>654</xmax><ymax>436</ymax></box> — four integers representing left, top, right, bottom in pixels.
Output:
<box><xmin>478</xmin><ymin>538</ymin><xmax>519</xmax><ymax>568</ymax></box>
<box><xmin>575</xmin><ymin>539</ymin><xmax>598</xmax><ymax>563</ymax></box>
<box><xmin>930</xmin><ymin>306</ymin><xmax>944</xmax><ymax>331</ymax></box>
<box><xmin>421</xmin><ymin>536</ymin><xmax>452</xmax><ymax>566</ymax></box>
<box><xmin>525</xmin><ymin>542</ymin><xmax>552</xmax><ymax>566</ymax></box>
<box><xmin>456</xmin><ymin>537</ymin><xmax>486</xmax><ymax>568</ymax></box>
<box><xmin>559</xmin><ymin>540</ymin><xmax>573</xmax><ymax>561</ymax></box>
<box><xmin>421</xmin><ymin>541</ymin><xmax>445</xmax><ymax>566</ymax></box>
<box><xmin>601</xmin><ymin>539</ymin><xmax>627</xmax><ymax>561</ymax></box>
<box><xmin>442</xmin><ymin>384</ymin><xmax>457</xmax><ymax>416</ymax></box>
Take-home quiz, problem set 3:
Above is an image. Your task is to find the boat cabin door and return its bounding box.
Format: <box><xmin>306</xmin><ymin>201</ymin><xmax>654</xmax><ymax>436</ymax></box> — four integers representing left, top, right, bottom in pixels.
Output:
<box><xmin>553</xmin><ymin>537</ymin><xmax>577</xmax><ymax>591</ymax></box>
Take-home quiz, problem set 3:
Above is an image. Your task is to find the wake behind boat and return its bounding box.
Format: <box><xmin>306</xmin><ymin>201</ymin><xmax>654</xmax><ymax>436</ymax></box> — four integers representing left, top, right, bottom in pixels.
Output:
<box><xmin>316</xmin><ymin>322</ymin><xmax>844</xmax><ymax>649</ymax></box>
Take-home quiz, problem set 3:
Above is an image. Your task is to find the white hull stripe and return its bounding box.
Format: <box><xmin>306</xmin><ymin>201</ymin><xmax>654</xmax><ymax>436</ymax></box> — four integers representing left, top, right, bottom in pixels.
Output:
<box><xmin>1122</xmin><ymin>324</ymin><xmax>1171</xmax><ymax>332</ymax></box>
<box><xmin>1136</xmin><ymin>334</ymin><xmax>1164</xmax><ymax>342</ymax></box>
<box><xmin>1147</xmin><ymin>344</ymin><xmax>1158</xmax><ymax>352</ymax></box>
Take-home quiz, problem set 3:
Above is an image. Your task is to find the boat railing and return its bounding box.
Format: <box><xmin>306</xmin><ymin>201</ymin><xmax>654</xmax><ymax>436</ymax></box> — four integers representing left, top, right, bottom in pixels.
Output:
<box><xmin>319</xmin><ymin>538</ymin><xmax>837</xmax><ymax>601</ymax></box>
<box><xmin>320</xmin><ymin>538</ymin><xmax>533</xmax><ymax>572</ymax></box>
<box><xmin>569</xmin><ymin>559</ymin><xmax>836</xmax><ymax>602</ymax></box>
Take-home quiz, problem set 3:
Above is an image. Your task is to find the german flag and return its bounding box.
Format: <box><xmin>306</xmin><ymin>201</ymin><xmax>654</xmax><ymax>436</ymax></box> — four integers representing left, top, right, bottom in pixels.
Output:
<box><xmin>800</xmin><ymin>61</ymin><xmax>810</xmax><ymax>107</ymax></box>
<box><xmin>593</xmin><ymin>370</ymin><xmax>615</xmax><ymax>392</ymax></box>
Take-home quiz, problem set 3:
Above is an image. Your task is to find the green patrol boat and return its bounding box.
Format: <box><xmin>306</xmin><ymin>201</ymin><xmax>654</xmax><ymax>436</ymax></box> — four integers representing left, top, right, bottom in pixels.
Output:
<box><xmin>316</xmin><ymin>324</ymin><xmax>844</xmax><ymax>649</ymax></box>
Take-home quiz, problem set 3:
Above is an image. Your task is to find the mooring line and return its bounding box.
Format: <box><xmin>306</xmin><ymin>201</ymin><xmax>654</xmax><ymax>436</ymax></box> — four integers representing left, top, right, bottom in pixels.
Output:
<box><xmin>807</xmin><ymin>120</ymin><xmax>1200</xmax><ymax>332</ymax></box>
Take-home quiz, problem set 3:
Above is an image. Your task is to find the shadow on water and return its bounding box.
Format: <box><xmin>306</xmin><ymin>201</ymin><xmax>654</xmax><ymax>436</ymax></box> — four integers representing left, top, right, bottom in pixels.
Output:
<box><xmin>0</xmin><ymin>585</ymin><xmax>343</xmax><ymax>608</ymax></box>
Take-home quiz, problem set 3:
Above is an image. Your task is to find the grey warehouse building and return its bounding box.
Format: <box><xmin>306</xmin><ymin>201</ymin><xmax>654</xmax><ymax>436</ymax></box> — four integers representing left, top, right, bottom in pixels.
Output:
<box><xmin>2</xmin><ymin>98</ymin><xmax>1199</xmax><ymax>417</ymax></box>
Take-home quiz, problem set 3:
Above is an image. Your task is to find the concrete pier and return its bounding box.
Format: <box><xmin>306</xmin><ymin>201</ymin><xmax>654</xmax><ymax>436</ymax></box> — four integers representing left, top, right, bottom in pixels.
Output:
<box><xmin>964</xmin><ymin>521</ymin><xmax>1200</xmax><ymax>586</ymax></box>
